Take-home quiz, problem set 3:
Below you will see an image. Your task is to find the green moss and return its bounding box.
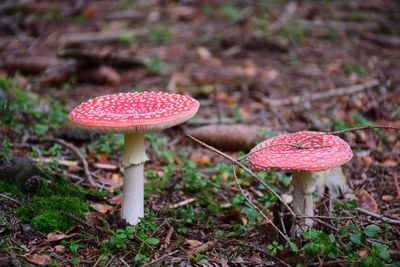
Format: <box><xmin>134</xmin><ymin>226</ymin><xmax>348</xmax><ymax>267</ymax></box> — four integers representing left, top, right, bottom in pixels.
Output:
<box><xmin>17</xmin><ymin>195</ymin><xmax>89</xmax><ymax>233</ymax></box>
<box><xmin>1</xmin><ymin>171</ymin><xmax>93</xmax><ymax>233</ymax></box>
<box><xmin>0</xmin><ymin>179</ymin><xmax>22</xmax><ymax>197</ymax></box>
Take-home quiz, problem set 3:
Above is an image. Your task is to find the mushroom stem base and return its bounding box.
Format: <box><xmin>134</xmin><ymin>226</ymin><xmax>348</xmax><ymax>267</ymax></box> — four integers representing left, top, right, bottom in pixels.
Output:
<box><xmin>292</xmin><ymin>171</ymin><xmax>316</xmax><ymax>230</ymax></box>
<box><xmin>122</xmin><ymin>163</ymin><xmax>144</xmax><ymax>225</ymax></box>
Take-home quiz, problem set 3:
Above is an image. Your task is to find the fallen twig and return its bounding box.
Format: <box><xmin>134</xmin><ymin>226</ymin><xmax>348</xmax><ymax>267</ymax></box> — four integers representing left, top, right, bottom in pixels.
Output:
<box><xmin>44</xmin><ymin>138</ymin><xmax>96</xmax><ymax>187</ymax></box>
<box><xmin>262</xmin><ymin>79</ymin><xmax>380</xmax><ymax>106</ymax></box>
<box><xmin>60</xmin><ymin>30</ymin><xmax>147</xmax><ymax>47</ymax></box>
<box><xmin>0</xmin><ymin>193</ymin><xmax>22</xmax><ymax>205</ymax></box>
<box><xmin>168</xmin><ymin>197</ymin><xmax>197</xmax><ymax>209</ymax></box>
<box><xmin>188</xmin><ymin>241</ymin><xmax>215</xmax><ymax>256</ymax></box>
<box><xmin>356</xmin><ymin>207</ymin><xmax>400</xmax><ymax>225</ymax></box>
<box><xmin>298</xmin><ymin>125</ymin><xmax>400</xmax><ymax>144</ymax></box>
<box><xmin>268</xmin><ymin>2</ymin><xmax>297</xmax><ymax>32</ymax></box>
<box><xmin>298</xmin><ymin>20</ymin><xmax>379</xmax><ymax>33</ymax></box>
<box><xmin>393</xmin><ymin>174</ymin><xmax>400</xmax><ymax>201</ymax></box>
<box><xmin>141</xmin><ymin>250</ymin><xmax>178</xmax><ymax>267</ymax></box>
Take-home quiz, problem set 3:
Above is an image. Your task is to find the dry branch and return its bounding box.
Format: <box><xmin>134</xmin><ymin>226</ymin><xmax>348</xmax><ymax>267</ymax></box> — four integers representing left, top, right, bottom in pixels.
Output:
<box><xmin>58</xmin><ymin>49</ymin><xmax>145</xmax><ymax>68</ymax></box>
<box><xmin>60</xmin><ymin>30</ymin><xmax>147</xmax><ymax>47</ymax></box>
<box><xmin>356</xmin><ymin>208</ymin><xmax>400</xmax><ymax>225</ymax></box>
<box><xmin>44</xmin><ymin>138</ymin><xmax>96</xmax><ymax>187</ymax></box>
<box><xmin>298</xmin><ymin>20</ymin><xmax>379</xmax><ymax>32</ymax></box>
<box><xmin>268</xmin><ymin>2</ymin><xmax>298</xmax><ymax>32</ymax></box>
<box><xmin>4</xmin><ymin>56</ymin><xmax>61</xmax><ymax>74</ymax></box>
<box><xmin>262</xmin><ymin>79</ymin><xmax>380</xmax><ymax>106</ymax></box>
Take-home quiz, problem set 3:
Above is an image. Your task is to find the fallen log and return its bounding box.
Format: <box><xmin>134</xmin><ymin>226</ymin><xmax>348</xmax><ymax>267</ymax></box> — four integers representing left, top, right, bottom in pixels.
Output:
<box><xmin>187</xmin><ymin>124</ymin><xmax>274</xmax><ymax>151</ymax></box>
<box><xmin>60</xmin><ymin>30</ymin><xmax>147</xmax><ymax>47</ymax></box>
<box><xmin>4</xmin><ymin>56</ymin><xmax>61</xmax><ymax>75</ymax></box>
<box><xmin>58</xmin><ymin>49</ymin><xmax>145</xmax><ymax>68</ymax></box>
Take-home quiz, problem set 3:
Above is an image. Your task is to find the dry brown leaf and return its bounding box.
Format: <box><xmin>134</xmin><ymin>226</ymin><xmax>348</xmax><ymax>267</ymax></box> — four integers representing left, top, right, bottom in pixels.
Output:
<box><xmin>186</xmin><ymin>239</ymin><xmax>203</xmax><ymax>249</ymax></box>
<box><xmin>382</xmin><ymin>195</ymin><xmax>394</xmax><ymax>202</ymax></box>
<box><xmin>190</xmin><ymin>154</ymin><xmax>211</xmax><ymax>165</ymax></box>
<box><xmin>383</xmin><ymin>159</ymin><xmax>397</xmax><ymax>167</ymax></box>
<box><xmin>108</xmin><ymin>195</ymin><xmax>123</xmax><ymax>205</ymax></box>
<box><xmin>47</xmin><ymin>232</ymin><xmax>68</xmax><ymax>241</ymax></box>
<box><xmin>197</xmin><ymin>47</ymin><xmax>212</xmax><ymax>61</ymax></box>
<box><xmin>358</xmin><ymin>249</ymin><xmax>367</xmax><ymax>257</ymax></box>
<box><xmin>90</xmin><ymin>203</ymin><xmax>113</xmax><ymax>214</ymax></box>
<box><xmin>24</xmin><ymin>254</ymin><xmax>51</xmax><ymax>266</ymax></box>
<box><xmin>54</xmin><ymin>245</ymin><xmax>65</xmax><ymax>253</ymax></box>
<box><xmin>357</xmin><ymin>190</ymin><xmax>378</xmax><ymax>213</ymax></box>
<box><xmin>188</xmin><ymin>124</ymin><xmax>270</xmax><ymax>151</ymax></box>
<box><xmin>97</xmin><ymin>174</ymin><xmax>123</xmax><ymax>189</ymax></box>
<box><xmin>82</xmin><ymin>5</ymin><xmax>97</xmax><ymax>17</ymax></box>
<box><xmin>97</xmin><ymin>154</ymin><xmax>110</xmax><ymax>164</ymax></box>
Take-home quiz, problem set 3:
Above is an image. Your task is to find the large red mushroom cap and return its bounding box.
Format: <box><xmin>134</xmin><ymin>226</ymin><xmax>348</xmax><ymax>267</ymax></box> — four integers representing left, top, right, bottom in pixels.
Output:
<box><xmin>68</xmin><ymin>92</ymin><xmax>199</xmax><ymax>133</ymax></box>
<box><xmin>247</xmin><ymin>131</ymin><xmax>353</xmax><ymax>172</ymax></box>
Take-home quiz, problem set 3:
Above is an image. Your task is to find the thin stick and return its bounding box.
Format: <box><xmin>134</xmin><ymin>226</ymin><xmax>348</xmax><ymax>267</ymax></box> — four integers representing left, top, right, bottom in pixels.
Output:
<box><xmin>262</xmin><ymin>79</ymin><xmax>380</xmax><ymax>106</ymax></box>
<box><xmin>168</xmin><ymin>197</ymin><xmax>197</xmax><ymax>209</ymax></box>
<box><xmin>186</xmin><ymin>134</ymin><xmax>296</xmax><ymax>217</ymax></box>
<box><xmin>393</xmin><ymin>174</ymin><xmax>400</xmax><ymax>201</ymax></box>
<box><xmin>44</xmin><ymin>138</ymin><xmax>96</xmax><ymax>187</ymax></box>
<box><xmin>141</xmin><ymin>250</ymin><xmax>178</xmax><ymax>267</ymax></box>
<box><xmin>119</xmin><ymin>257</ymin><xmax>130</xmax><ymax>267</ymax></box>
<box><xmin>297</xmin><ymin>125</ymin><xmax>400</xmax><ymax>144</ymax></box>
<box><xmin>356</xmin><ymin>208</ymin><xmax>400</xmax><ymax>225</ymax></box>
<box><xmin>232</xmin><ymin>165</ymin><xmax>290</xmax><ymax>243</ymax></box>
<box><xmin>0</xmin><ymin>193</ymin><xmax>22</xmax><ymax>205</ymax></box>
<box><xmin>238</xmin><ymin>142</ymin><xmax>331</xmax><ymax>161</ymax></box>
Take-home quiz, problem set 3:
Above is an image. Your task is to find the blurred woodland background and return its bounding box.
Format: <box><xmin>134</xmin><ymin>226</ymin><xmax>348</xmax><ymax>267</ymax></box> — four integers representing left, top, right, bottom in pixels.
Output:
<box><xmin>0</xmin><ymin>0</ymin><xmax>399</xmax><ymax>266</ymax></box>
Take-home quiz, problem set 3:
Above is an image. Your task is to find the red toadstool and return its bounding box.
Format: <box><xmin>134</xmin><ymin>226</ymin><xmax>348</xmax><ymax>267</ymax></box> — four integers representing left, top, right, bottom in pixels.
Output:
<box><xmin>247</xmin><ymin>131</ymin><xmax>353</xmax><ymax>230</ymax></box>
<box><xmin>69</xmin><ymin>91</ymin><xmax>199</xmax><ymax>225</ymax></box>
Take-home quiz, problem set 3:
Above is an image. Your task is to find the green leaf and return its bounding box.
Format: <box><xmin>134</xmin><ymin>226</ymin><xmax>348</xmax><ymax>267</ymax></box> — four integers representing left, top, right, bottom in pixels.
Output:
<box><xmin>350</xmin><ymin>234</ymin><xmax>362</xmax><ymax>246</ymax></box>
<box><xmin>362</xmin><ymin>256</ymin><xmax>373</xmax><ymax>266</ymax></box>
<box><xmin>372</xmin><ymin>242</ymin><xmax>390</xmax><ymax>261</ymax></box>
<box><xmin>289</xmin><ymin>241</ymin><xmax>299</xmax><ymax>252</ymax></box>
<box><xmin>145</xmin><ymin>237</ymin><xmax>160</xmax><ymax>245</ymax></box>
<box><xmin>364</xmin><ymin>225</ymin><xmax>381</xmax><ymax>238</ymax></box>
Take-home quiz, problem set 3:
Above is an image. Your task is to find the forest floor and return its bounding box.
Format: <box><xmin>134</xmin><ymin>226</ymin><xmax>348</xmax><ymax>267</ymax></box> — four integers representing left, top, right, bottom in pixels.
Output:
<box><xmin>0</xmin><ymin>0</ymin><xmax>400</xmax><ymax>266</ymax></box>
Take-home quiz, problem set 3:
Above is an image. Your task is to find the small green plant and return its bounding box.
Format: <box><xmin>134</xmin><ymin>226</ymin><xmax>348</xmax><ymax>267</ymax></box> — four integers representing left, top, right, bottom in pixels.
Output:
<box><xmin>118</xmin><ymin>32</ymin><xmax>135</xmax><ymax>44</ymax></box>
<box><xmin>88</xmin><ymin>134</ymin><xmax>124</xmax><ymax>155</ymax></box>
<box><xmin>145</xmin><ymin>57</ymin><xmax>166</xmax><ymax>74</ymax></box>
<box><xmin>0</xmin><ymin>138</ymin><xmax>13</xmax><ymax>160</ymax></box>
<box><xmin>267</xmin><ymin>241</ymin><xmax>284</xmax><ymax>256</ymax></box>
<box><xmin>220</xmin><ymin>4</ymin><xmax>241</xmax><ymax>21</ymax></box>
<box><xmin>150</xmin><ymin>28</ymin><xmax>172</xmax><ymax>44</ymax></box>
<box><xmin>0</xmin><ymin>78</ymin><xmax>68</xmax><ymax>135</ymax></box>
<box><xmin>109</xmin><ymin>226</ymin><xmax>136</xmax><ymax>250</ymax></box>
<box><xmin>103</xmin><ymin>212</ymin><xmax>159</xmax><ymax>255</ymax></box>
<box><xmin>343</xmin><ymin>63</ymin><xmax>367</xmax><ymax>75</ymax></box>
<box><xmin>280</xmin><ymin>24</ymin><xmax>307</xmax><ymax>44</ymax></box>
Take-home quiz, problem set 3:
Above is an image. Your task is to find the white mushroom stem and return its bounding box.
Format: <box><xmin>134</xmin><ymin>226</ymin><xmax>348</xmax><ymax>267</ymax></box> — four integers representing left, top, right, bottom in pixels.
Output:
<box><xmin>292</xmin><ymin>170</ymin><xmax>316</xmax><ymax>230</ymax></box>
<box><xmin>121</xmin><ymin>133</ymin><xmax>149</xmax><ymax>225</ymax></box>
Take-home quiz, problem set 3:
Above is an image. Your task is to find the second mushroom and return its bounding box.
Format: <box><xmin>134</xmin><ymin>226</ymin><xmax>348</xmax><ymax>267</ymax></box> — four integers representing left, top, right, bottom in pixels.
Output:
<box><xmin>247</xmin><ymin>131</ymin><xmax>353</xmax><ymax>231</ymax></box>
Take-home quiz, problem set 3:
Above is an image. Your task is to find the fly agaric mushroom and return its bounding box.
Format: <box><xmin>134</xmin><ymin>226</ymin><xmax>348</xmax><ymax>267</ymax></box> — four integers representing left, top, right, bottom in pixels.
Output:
<box><xmin>247</xmin><ymin>131</ymin><xmax>353</xmax><ymax>231</ymax></box>
<box><xmin>69</xmin><ymin>92</ymin><xmax>199</xmax><ymax>225</ymax></box>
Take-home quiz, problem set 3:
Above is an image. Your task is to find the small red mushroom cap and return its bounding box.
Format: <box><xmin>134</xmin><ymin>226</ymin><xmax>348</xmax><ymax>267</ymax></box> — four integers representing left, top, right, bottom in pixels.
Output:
<box><xmin>247</xmin><ymin>131</ymin><xmax>353</xmax><ymax>172</ymax></box>
<box><xmin>68</xmin><ymin>92</ymin><xmax>199</xmax><ymax>133</ymax></box>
